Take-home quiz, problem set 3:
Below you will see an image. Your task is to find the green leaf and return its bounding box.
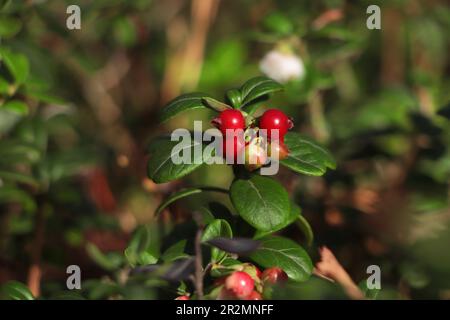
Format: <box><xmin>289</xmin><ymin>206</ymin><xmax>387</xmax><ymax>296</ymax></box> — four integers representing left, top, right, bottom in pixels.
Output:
<box><xmin>161</xmin><ymin>240</ymin><xmax>189</xmax><ymax>263</ymax></box>
<box><xmin>230</xmin><ymin>175</ymin><xmax>290</xmax><ymax>232</ymax></box>
<box><xmin>250</xmin><ymin>236</ymin><xmax>313</xmax><ymax>282</ymax></box>
<box><xmin>0</xmin><ymin>49</ymin><xmax>30</xmax><ymax>84</ymax></box>
<box><xmin>297</xmin><ymin>214</ymin><xmax>314</xmax><ymax>247</ymax></box>
<box><xmin>202</xmin><ymin>219</ymin><xmax>233</xmax><ymax>262</ymax></box>
<box><xmin>202</xmin><ymin>97</ymin><xmax>232</xmax><ymax>112</ymax></box>
<box><xmin>281</xmin><ymin>132</ymin><xmax>336</xmax><ymax>176</ymax></box>
<box><xmin>160</xmin><ymin>93</ymin><xmax>211</xmax><ymax>122</ymax></box>
<box><xmin>124</xmin><ymin>225</ymin><xmax>159</xmax><ymax>267</ymax></box>
<box><xmin>0</xmin><ymin>281</ymin><xmax>34</xmax><ymax>300</ymax></box>
<box><xmin>0</xmin><ymin>170</ymin><xmax>39</xmax><ymax>187</ymax></box>
<box><xmin>0</xmin><ymin>186</ymin><xmax>36</xmax><ymax>212</ymax></box>
<box><xmin>0</xmin><ymin>16</ymin><xmax>21</xmax><ymax>38</ymax></box>
<box><xmin>225</xmin><ymin>89</ymin><xmax>242</xmax><ymax>108</ymax></box>
<box><xmin>147</xmin><ymin>137</ymin><xmax>213</xmax><ymax>184</ymax></box>
<box><xmin>358</xmin><ymin>280</ymin><xmax>380</xmax><ymax>300</ymax></box>
<box><xmin>154</xmin><ymin>186</ymin><xmax>228</xmax><ymax>215</ymax></box>
<box><xmin>1</xmin><ymin>100</ymin><xmax>28</xmax><ymax>115</ymax></box>
<box><xmin>86</xmin><ymin>243</ymin><xmax>123</xmax><ymax>271</ymax></box>
<box><xmin>254</xmin><ymin>202</ymin><xmax>301</xmax><ymax>239</ymax></box>
<box><xmin>262</xmin><ymin>12</ymin><xmax>294</xmax><ymax>35</ymax></box>
<box><xmin>239</xmin><ymin>76</ymin><xmax>283</xmax><ymax>107</ymax></box>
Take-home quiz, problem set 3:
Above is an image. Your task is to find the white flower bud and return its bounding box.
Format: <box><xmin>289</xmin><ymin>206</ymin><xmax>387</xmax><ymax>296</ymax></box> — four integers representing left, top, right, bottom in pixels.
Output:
<box><xmin>259</xmin><ymin>50</ymin><xmax>305</xmax><ymax>83</ymax></box>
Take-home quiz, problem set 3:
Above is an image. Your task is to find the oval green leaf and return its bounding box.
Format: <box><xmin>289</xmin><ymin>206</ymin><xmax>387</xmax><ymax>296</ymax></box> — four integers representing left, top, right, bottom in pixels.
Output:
<box><xmin>240</xmin><ymin>76</ymin><xmax>283</xmax><ymax>107</ymax></box>
<box><xmin>249</xmin><ymin>236</ymin><xmax>313</xmax><ymax>282</ymax></box>
<box><xmin>202</xmin><ymin>219</ymin><xmax>233</xmax><ymax>262</ymax></box>
<box><xmin>0</xmin><ymin>281</ymin><xmax>34</xmax><ymax>300</ymax></box>
<box><xmin>230</xmin><ymin>175</ymin><xmax>290</xmax><ymax>232</ymax></box>
<box><xmin>281</xmin><ymin>132</ymin><xmax>336</xmax><ymax>176</ymax></box>
<box><xmin>147</xmin><ymin>137</ymin><xmax>212</xmax><ymax>184</ymax></box>
<box><xmin>160</xmin><ymin>93</ymin><xmax>211</xmax><ymax>123</ymax></box>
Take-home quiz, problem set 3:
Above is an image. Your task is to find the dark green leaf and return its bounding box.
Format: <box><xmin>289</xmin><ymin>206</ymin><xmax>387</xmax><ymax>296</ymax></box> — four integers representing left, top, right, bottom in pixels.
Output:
<box><xmin>0</xmin><ymin>16</ymin><xmax>21</xmax><ymax>38</ymax></box>
<box><xmin>161</xmin><ymin>240</ymin><xmax>189</xmax><ymax>263</ymax></box>
<box><xmin>0</xmin><ymin>186</ymin><xmax>36</xmax><ymax>212</ymax></box>
<box><xmin>202</xmin><ymin>97</ymin><xmax>232</xmax><ymax>112</ymax></box>
<box><xmin>0</xmin><ymin>170</ymin><xmax>39</xmax><ymax>187</ymax></box>
<box><xmin>160</xmin><ymin>93</ymin><xmax>211</xmax><ymax>122</ymax></box>
<box><xmin>202</xmin><ymin>219</ymin><xmax>233</xmax><ymax>262</ymax></box>
<box><xmin>0</xmin><ymin>49</ymin><xmax>30</xmax><ymax>84</ymax></box>
<box><xmin>239</xmin><ymin>76</ymin><xmax>283</xmax><ymax>107</ymax></box>
<box><xmin>124</xmin><ymin>225</ymin><xmax>160</xmax><ymax>267</ymax></box>
<box><xmin>225</xmin><ymin>89</ymin><xmax>242</xmax><ymax>108</ymax></box>
<box><xmin>155</xmin><ymin>186</ymin><xmax>228</xmax><ymax>215</ymax></box>
<box><xmin>86</xmin><ymin>243</ymin><xmax>123</xmax><ymax>271</ymax></box>
<box><xmin>297</xmin><ymin>214</ymin><xmax>314</xmax><ymax>247</ymax></box>
<box><xmin>254</xmin><ymin>202</ymin><xmax>301</xmax><ymax>239</ymax></box>
<box><xmin>230</xmin><ymin>175</ymin><xmax>290</xmax><ymax>232</ymax></box>
<box><xmin>147</xmin><ymin>137</ymin><xmax>213</xmax><ymax>183</ymax></box>
<box><xmin>250</xmin><ymin>236</ymin><xmax>313</xmax><ymax>282</ymax></box>
<box><xmin>281</xmin><ymin>132</ymin><xmax>336</xmax><ymax>176</ymax></box>
<box><xmin>0</xmin><ymin>281</ymin><xmax>34</xmax><ymax>300</ymax></box>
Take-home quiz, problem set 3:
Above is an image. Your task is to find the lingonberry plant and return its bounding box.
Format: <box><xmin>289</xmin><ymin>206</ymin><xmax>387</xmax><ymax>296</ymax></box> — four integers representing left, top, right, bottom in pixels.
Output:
<box><xmin>133</xmin><ymin>76</ymin><xmax>336</xmax><ymax>300</ymax></box>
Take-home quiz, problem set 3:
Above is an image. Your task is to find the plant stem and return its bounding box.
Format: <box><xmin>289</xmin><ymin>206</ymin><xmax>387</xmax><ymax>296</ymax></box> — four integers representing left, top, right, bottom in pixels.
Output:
<box><xmin>193</xmin><ymin>212</ymin><xmax>204</xmax><ymax>299</ymax></box>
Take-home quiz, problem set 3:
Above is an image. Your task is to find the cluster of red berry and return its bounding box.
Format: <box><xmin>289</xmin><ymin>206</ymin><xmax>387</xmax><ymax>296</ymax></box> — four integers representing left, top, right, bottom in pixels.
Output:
<box><xmin>211</xmin><ymin>108</ymin><xmax>294</xmax><ymax>171</ymax></box>
<box><xmin>176</xmin><ymin>266</ymin><xmax>288</xmax><ymax>300</ymax></box>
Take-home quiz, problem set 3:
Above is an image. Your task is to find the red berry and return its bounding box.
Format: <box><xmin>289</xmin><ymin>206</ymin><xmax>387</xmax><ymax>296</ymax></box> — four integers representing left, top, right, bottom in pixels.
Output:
<box><xmin>212</xmin><ymin>109</ymin><xmax>245</xmax><ymax>134</ymax></box>
<box><xmin>245</xmin><ymin>291</ymin><xmax>262</xmax><ymax>300</ymax></box>
<box><xmin>259</xmin><ymin>109</ymin><xmax>293</xmax><ymax>141</ymax></box>
<box><xmin>262</xmin><ymin>267</ymin><xmax>288</xmax><ymax>284</ymax></box>
<box><xmin>255</xmin><ymin>267</ymin><xmax>262</xmax><ymax>279</ymax></box>
<box><xmin>225</xmin><ymin>271</ymin><xmax>254</xmax><ymax>299</ymax></box>
<box><xmin>175</xmin><ymin>295</ymin><xmax>190</xmax><ymax>300</ymax></box>
<box><xmin>222</xmin><ymin>135</ymin><xmax>246</xmax><ymax>162</ymax></box>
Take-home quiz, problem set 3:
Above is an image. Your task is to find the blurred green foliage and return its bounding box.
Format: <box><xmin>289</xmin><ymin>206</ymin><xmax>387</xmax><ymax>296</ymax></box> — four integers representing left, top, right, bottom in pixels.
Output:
<box><xmin>0</xmin><ymin>0</ymin><xmax>449</xmax><ymax>300</ymax></box>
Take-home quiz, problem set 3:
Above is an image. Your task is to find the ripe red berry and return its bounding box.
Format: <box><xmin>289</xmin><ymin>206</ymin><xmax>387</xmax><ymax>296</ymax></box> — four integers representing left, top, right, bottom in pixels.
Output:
<box><xmin>175</xmin><ymin>295</ymin><xmax>190</xmax><ymax>300</ymax></box>
<box><xmin>225</xmin><ymin>271</ymin><xmax>255</xmax><ymax>299</ymax></box>
<box><xmin>259</xmin><ymin>109</ymin><xmax>293</xmax><ymax>141</ymax></box>
<box><xmin>212</xmin><ymin>109</ymin><xmax>245</xmax><ymax>134</ymax></box>
<box><xmin>222</xmin><ymin>135</ymin><xmax>246</xmax><ymax>162</ymax></box>
<box><xmin>262</xmin><ymin>267</ymin><xmax>288</xmax><ymax>284</ymax></box>
<box><xmin>245</xmin><ymin>291</ymin><xmax>262</xmax><ymax>300</ymax></box>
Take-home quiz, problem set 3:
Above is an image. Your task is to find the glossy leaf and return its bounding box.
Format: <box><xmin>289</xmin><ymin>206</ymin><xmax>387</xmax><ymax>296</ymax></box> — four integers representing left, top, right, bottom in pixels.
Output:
<box><xmin>86</xmin><ymin>243</ymin><xmax>123</xmax><ymax>271</ymax></box>
<box><xmin>161</xmin><ymin>240</ymin><xmax>189</xmax><ymax>263</ymax></box>
<box><xmin>147</xmin><ymin>137</ymin><xmax>213</xmax><ymax>184</ymax></box>
<box><xmin>230</xmin><ymin>175</ymin><xmax>290</xmax><ymax>232</ymax></box>
<box><xmin>155</xmin><ymin>186</ymin><xmax>228</xmax><ymax>215</ymax></box>
<box><xmin>202</xmin><ymin>219</ymin><xmax>233</xmax><ymax>262</ymax></box>
<box><xmin>254</xmin><ymin>202</ymin><xmax>301</xmax><ymax>239</ymax></box>
<box><xmin>281</xmin><ymin>132</ymin><xmax>336</xmax><ymax>176</ymax></box>
<box><xmin>160</xmin><ymin>93</ymin><xmax>211</xmax><ymax>122</ymax></box>
<box><xmin>0</xmin><ymin>281</ymin><xmax>34</xmax><ymax>300</ymax></box>
<box><xmin>124</xmin><ymin>225</ymin><xmax>159</xmax><ymax>267</ymax></box>
<box><xmin>239</xmin><ymin>76</ymin><xmax>283</xmax><ymax>107</ymax></box>
<box><xmin>202</xmin><ymin>97</ymin><xmax>232</xmax><ymax>112</ymax></box>
<box><xmin>249</xmin><ymin>236</ymin><xmax>313</xmax><ymax>282</ymax></box>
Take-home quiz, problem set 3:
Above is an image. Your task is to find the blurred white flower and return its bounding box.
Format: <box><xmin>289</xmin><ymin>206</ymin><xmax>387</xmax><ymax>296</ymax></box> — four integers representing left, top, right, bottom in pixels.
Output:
<box><xmin>259</xmin><ymin>50</ymin><xmax>305</xmax><ymax>83</ymax></box>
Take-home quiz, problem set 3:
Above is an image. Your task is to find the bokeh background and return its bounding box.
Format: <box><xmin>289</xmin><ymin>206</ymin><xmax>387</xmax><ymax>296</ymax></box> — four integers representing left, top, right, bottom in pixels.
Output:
<box><xmin>0</xmin><ymin>0</ymin><xmax>449</xmax><ymax>299</ymax></box>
